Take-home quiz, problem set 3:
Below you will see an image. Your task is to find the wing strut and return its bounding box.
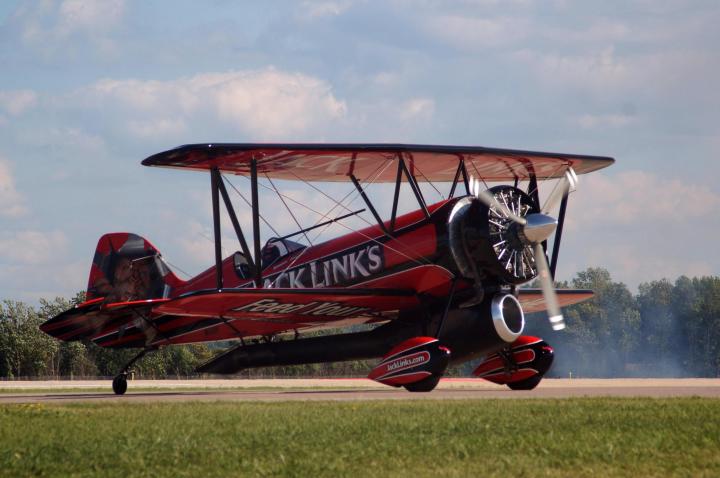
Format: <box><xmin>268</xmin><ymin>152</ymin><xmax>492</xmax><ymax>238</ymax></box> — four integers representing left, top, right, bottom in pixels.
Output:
<box><xmin>549</xmin><ymin>191</ymin><xmax>569</xmax><ymax>277</ymax></box>
<box><xmin>448</xmin><ymin>157</ymin><xmax>470</xmax><ymax>198</ymax></box>
<box><xmin>251</xmin><ymin>158</ymin><xmax>262</xmax><ymax>287</ymax></box>
<box><xmin>217</xmin><ymin>174</ymin><xmax>255</xmax><ymax>272</ymax></box>
<box><xmin>350</xmin><ymin>174</ymin><xmax>391</xmax><ymax>236</ymax></box>
<box><xmin>400</xmin><ymin>154</ymin><xmax>430</xmax><ymax>219</ymax></box>
<box><xmin>210</xmin><ymin>165</ymin><xmax>262</xmax><ymax>290</ymax></box>
<box><xmin>389</xmin><ymin>158</ymin><xmax>403</xmax><ymax>232</ymax></box>
<box><xmin>211</xmin><ymin>167</ymin><xmax>224</xmax><ymax>290</ymax></box>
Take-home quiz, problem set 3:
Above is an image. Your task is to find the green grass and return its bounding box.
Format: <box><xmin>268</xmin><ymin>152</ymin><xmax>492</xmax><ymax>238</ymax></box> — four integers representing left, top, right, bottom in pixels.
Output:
<box><xmin>1</xmin><ymin>398</ymin><xmax>719</xmax><ymax>477</ymax></box>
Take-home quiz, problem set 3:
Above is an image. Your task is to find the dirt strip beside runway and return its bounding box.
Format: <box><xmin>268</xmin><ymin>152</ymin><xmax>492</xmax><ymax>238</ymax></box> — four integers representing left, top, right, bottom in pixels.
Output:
<box><xmin>1</xmin><ymin>378</ymin><xmax>719</xmax><ymax>403</ymax></box>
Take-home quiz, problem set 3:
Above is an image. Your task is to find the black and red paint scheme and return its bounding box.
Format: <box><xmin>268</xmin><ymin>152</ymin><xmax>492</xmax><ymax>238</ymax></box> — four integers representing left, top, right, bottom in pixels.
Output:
<box><xmin>367</xmin><ymin>337</ymin><xmax>451</xmax><ymax>391</ymax></box>
<box><xmin>472</xmin><ymin>335</ymin><xmax>555</xmax><ymax>390</ymax></box>
<box><xmin>40</xmin><ymin>144</ymin><xmax>613</xmax><ymax>394</ymax></box>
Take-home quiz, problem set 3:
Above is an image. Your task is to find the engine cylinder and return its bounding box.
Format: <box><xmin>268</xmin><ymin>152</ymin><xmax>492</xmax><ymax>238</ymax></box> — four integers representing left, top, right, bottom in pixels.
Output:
<box><xmin>446</xmin><ymin>186</ymin><xmax>540</xmax><ymax>285</ymax></box>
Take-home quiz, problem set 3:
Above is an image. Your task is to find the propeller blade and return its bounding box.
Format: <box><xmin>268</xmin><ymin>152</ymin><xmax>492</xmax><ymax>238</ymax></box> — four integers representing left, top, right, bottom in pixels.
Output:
<box><xmin>533</xmin><ymin>243</ymin><xmax>565</xmax><ymax>331</ymax></box>
<box><xmin>470</xmin><ymin>176</ymin><xmax>527</xmax><ymax>225</ymax></box>
<box><xmin>542</xmin><ymin>168</ymin><xmax>578</xmax><ymax>215</ymax></box>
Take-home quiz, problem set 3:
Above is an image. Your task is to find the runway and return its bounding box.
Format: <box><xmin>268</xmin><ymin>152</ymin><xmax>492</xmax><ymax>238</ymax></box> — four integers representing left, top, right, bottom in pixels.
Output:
<box><xmin>1</xmin><ymin>378</ymin><xmax>719</xmax><ymax>404</ymax></box>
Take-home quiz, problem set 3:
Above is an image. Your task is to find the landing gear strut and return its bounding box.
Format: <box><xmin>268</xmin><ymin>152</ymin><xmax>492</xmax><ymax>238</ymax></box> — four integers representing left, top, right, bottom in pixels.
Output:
<box><xmin>112</xmin><ymin>348</ymin><xmax>153</xmax><ymax>395</ymax></box>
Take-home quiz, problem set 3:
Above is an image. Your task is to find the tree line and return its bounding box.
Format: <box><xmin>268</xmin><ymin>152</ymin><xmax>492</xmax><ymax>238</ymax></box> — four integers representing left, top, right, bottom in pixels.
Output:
<box><xmin>1</xmin><ymin>268</ymin><xmax>719</xmax><ymax>379</ymax></box>
<box><xmin>521</xmin><ymin>268</ymin><xmax>720</xmax><ymax>378</ymax></box>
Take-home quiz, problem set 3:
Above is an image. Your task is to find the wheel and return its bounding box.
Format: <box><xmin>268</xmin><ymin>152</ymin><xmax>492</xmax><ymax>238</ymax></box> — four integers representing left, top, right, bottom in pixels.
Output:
<box><xmin>404</xmin><ymin>376</ymin><xmax>441</xmax><ymax>393</ymax></box>
<box><xmin>507</xmin><ymin>374</ymin><xmax>542</xmax><ymax>391</ymax></box>
<box><xmin>112</xmin><ymin>375</ymin><xmax>128</xmax><ymax>395</ymax></box>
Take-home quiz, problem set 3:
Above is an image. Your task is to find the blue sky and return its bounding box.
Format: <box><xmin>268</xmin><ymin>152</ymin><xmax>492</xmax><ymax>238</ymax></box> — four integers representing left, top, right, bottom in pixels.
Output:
<box><xmin>1</xmin><ymin>0</ymin><xmax>719</xmax><ymax>302</ymax></box>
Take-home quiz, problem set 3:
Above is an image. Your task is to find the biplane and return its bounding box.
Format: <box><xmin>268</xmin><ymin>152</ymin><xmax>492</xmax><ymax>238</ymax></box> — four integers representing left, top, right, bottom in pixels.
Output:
<box><xmin>40</xmin><ymin>144</ymin><xmax>613</xmax><ymax>394</ymax></box>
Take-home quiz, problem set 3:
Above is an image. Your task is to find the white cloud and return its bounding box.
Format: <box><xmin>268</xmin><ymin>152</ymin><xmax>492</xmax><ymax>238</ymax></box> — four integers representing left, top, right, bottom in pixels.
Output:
<box><xmin>16</xmin><ymin>0</ymin><xmax>126</xmax><ymax>40</ymax></box>
<box><xmin>57</xmin><ymin>0</ymin><xmax>126</xmax><ymax>35</ymax></box>
<box><xmin>513</xmin><ymin>47</ymin><xmax>719</xmax><ymax>104</ymax></box>
<box><xmin>10</xmin><ymin>0</ymin><xmax>126</xmax><ymax>56</ymax></box>
<box><xmin>0</xmin><ymin>90</ymin><xmax>38</xmax><ymax>116</ymax></box>
<box><xmin>567</xmin><ymin>170</ymin><xmax>720</xmax><ymax>228</ymax></box>
<box><xmin>211</xmin><ymin>70</ymin><xmax>347</xmax><ymax>138</ymax></box>
<box><xmin>399</xmin><ymin>98</ymin><xmax>435</xmax><ymax>121</ymax></box>
<box><xmin>0</xmin><ymin>230</ymin><xmax>68</xmax><ymax>264</ymax></box>
<box><xmin>575</xmin><ymin>114</ymin><xmax>636</xmax><ymax>130</ymax></box>
<box><xmin>561</xmin><ymin>241</ymin><xmax>715</xmax><ymax>291</ymax></box>
<box><xmin>422</xmin><ymin>15</ymin><xmax>530</xmax><ymax>50</ymax></box>
<box><xmin>299</xmin><ymin>1</ymin><xmax>353</xmax><ymax>19</ymax></box>
<box><xmin>127</xmin><ymin>118</ymin><xmax>188</xmax><ymax>139</ymax></box>
<box><xmin>0</xmin><ymin>259</ymin><xmax>87</xmax><ymax>303</ymax></box>
<box><xmin>556</xmin><ymin>170</ymin><xmax>720</xmax><ymax>288</ymax></box>
<box><xmin>513</xmin><ymin>46</ymin><xmax>630</xmax><ymax>93</ymax></box>
<box><xmin>176</xmin><ymin>221</ymin><xmax>219</xmax><ymax>269</ymax></box>
<box><xmin>0</xmin><ymin>159</ymin><xmax>28</xmax><ymax>217</ymax></box>
<box><xmin>540</xmin><ymin>19</ymin><xmax>632</xmax><ymax>46</ymax></box>
<box><xmin>69</xmin><ymin>68</ymin><xmax>348</xmax><ymax>140</ymax></box>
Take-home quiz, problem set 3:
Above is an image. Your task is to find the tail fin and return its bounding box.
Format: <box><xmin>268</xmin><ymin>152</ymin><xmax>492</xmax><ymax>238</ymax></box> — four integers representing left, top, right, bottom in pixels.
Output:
<box><xmin>87</xmin><ymin>233</ymin><xmax>183</xmax><ymax>303</ymax></box>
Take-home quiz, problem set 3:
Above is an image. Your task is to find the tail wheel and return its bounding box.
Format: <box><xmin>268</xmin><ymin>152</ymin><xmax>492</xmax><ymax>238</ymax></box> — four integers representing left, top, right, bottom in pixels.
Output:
<box><xmin>404</xmin><ymin>376</ymin><xmax>441</xmax><ymax>393</ymax></box>
<box><xmin>112</xmin><ymin>374</ymin><xmax>128</xmax><ymax>395</ymax></box>
<box><xmin>507</xmin><ymin>375</ymin><xmax>542</xmax><ymax>391</ymax></box>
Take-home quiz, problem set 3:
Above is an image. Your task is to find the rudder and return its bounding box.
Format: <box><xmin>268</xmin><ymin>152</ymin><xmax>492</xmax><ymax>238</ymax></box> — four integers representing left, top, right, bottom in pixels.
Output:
<box><xmin>87</xmin><ymin>233</ymin><xmax>183</xmax><ymax>302</ymax></box>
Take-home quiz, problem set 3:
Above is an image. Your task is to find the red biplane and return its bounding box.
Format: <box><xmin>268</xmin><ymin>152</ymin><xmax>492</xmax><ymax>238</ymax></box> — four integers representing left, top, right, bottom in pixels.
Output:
<box><xmin>40</xmin><ymin>144</ymin><xmax>613</xmax><ymax>394</ymax></box>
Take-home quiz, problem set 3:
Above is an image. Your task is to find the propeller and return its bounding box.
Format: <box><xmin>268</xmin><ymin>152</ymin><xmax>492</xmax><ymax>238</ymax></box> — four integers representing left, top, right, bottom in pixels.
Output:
<box><xmin>470</xmin><ymin>170</ymin><xmax>577</xmax><ymax>331</ymax></box>
<box><xmin>541</xmin><ymin>168</ymin><xmax>578</xmax><ymax>215</ymax></box>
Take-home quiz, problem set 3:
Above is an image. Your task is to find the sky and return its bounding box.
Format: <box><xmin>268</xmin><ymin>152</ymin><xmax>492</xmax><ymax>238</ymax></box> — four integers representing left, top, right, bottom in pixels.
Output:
<box><xmin>1</xmin><ymin>0</ymin><xmax>719</xmax><ymax>303</ymax></box>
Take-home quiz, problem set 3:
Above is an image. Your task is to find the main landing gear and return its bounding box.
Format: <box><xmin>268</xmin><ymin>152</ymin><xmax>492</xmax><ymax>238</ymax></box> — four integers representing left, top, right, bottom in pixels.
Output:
<box><xmin>112</xmin><ymin>348</ymin><xmax>153</xmax><ymax>395</ymax></box>
<box><xmin>496</xmin><ymin>346</ymin><xmax>542</xmax><ymax>390</ymax></box>
<box><xmin>404</xmin><ymin>375</ymin><xmax>442</xmax><ymax>393</ymax></box>
<box><xmin>112</xmin><ymin>374</ymin><xmax>128</xmax><ymax>395</ymax></box>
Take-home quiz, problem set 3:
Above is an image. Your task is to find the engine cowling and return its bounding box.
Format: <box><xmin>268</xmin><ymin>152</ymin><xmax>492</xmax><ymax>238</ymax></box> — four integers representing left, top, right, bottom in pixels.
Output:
<box><xmin>447</xmin><ymin>186</ymin><xmax>540</xmax><ymax>285</ymax></box>
<box><xmin>434</xmin><ymin>292</ymin><xmax>526</xmax><ymax>364</ymax></box>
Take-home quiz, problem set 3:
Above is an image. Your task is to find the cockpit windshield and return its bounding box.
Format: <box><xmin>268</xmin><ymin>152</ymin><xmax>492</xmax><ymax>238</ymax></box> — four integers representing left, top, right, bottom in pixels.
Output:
<box><xmin>261</xmin><ymin>238</ymin><xmax>306</xmax><ymax>269</ymax></box>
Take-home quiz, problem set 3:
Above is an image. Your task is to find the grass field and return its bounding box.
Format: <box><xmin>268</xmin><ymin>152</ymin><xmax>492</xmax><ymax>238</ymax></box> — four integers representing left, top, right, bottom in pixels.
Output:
<box><xmin>1</xmin><ymin>398</ymin><xmax>718</xmax><ymax>477</ymax></box>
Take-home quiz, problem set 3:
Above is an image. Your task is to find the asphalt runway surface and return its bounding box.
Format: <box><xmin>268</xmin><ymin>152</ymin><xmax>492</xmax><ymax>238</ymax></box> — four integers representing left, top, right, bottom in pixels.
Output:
<box><xmin>1</xmin><ymin>379</ymin><xmax>719</xmax><ymax>404</ymax></box>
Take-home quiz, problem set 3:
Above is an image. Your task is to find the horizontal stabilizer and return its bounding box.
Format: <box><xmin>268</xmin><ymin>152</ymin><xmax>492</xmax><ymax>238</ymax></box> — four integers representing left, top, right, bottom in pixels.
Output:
<box><xmin>39</xmin><ymin>298</ymin><xmax>169</xmax><ymax>345</ymax></box>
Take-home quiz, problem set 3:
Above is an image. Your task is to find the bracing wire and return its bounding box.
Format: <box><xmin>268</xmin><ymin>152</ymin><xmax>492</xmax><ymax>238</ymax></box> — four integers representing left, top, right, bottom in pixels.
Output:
<box><xmin>164</xmin><ymin>259</ymin><xmax>192</xmax><ymax>279</ymax></box>
<box><xmin>408</xmin><ymin>157</ymin><xmax>445</xmax><ymax>200</ymax></box>
<box><xmin>223</xmin><ymin>174</ymin><xmax>281</xmax><ymax>237</ymax></box>
<box><xmin>265</xmin><ymin>173</ymin><xmax>313</xmax><ymax>246</ymax></box>
<box><xmin>257</xmin><ymin>159</ymin><xmax>433</xmax><ymax>287</ymax></box>
<box><xmin>527</xmin><ymin>163</ymin><xmax>568</xmax><ymax>207</ymax></box>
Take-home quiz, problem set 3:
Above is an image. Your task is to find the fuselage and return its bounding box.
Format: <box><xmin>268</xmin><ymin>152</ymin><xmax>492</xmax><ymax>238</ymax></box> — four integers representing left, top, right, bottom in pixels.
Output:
<box><xmin>174</xmin><ymin>197</ymin><xmax>464</xmax><ymax>297</ymax></box>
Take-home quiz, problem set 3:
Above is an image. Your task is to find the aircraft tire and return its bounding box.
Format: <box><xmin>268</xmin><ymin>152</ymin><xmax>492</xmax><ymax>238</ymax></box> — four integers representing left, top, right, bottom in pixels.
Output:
<box><xmin>507</xmin><ymin>375</ymin><xmax>542</xmax><ymax>391</ymax></box>
<box><xmin>404</xmin><ymin>376</ymin><xmax>441</xmax><ymax>392</ymax></box>
<box><xmin>112</xmin><ymin>375</ymin><xmax>128</xmax><ymax>395</ymax></box>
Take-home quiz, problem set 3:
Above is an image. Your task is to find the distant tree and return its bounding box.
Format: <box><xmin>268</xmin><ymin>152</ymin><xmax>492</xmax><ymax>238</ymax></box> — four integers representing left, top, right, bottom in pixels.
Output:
<box><xmin>0</xmin><ymin>300</ymin><xmax>58</xmax><ymax>377</ymax></box>
<box><xmin>637</xmin><ymin>279</ymin><xmax>679</xmax><ymax>376</ymax></box>
<box><xmin>2</xmin><ymin>272</ymin><xmax>720</xmax><ymax>379</ymax></box>
<box><xmin>678</xmin><ymin>277</ymin><xmax>720</xmax><ymax>376</ymax></box>
<box><xmin>526</xmin><ymin>268</ymin><xmax>639</xmax><ymax>378</ymax></box>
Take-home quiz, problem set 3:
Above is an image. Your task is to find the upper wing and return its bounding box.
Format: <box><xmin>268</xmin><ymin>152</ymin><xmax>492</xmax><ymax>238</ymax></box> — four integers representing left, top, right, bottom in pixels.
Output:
<box><xmin>518</xmin><ymin>288</ymin><xmax>594</xmax><ymax>313</ymax></box>
<box><xmin>142</xmin><ymin>143</ymin><xmax>614</xmax><ymax>182</ymax></box>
